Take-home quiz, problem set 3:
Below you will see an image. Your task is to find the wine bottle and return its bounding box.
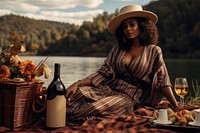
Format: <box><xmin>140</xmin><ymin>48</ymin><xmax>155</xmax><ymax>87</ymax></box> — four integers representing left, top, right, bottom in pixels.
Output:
<box><xmin>46</xmin><ymin>63</ymin><xmax>66</xmax><ymax>128</ymax></box>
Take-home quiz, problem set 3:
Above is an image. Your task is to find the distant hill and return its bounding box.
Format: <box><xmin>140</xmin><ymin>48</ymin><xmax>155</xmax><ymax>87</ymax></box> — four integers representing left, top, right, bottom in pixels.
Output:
<box><xmin>0</xmin><ymin>14</ymin><xmax>77</xmax><ymax>55</ymax></box>
<box><xmin>0</xmin><ymin>0</ymin><xmax>199</xmax><ymax>58</ymax></box>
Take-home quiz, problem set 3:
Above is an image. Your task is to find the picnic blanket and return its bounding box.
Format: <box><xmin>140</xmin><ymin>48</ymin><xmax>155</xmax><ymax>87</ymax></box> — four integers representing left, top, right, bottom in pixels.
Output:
<box><xmin>1</xmin><ymin>101</ymin><xmax>200</xmax><ymax>133</ymax></box>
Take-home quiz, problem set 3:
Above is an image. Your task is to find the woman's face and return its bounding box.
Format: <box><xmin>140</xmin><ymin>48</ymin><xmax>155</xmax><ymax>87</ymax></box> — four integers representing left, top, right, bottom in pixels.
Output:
<box><xmin>122</xmin><ymin>18</ymin><xmax>140</xmax><ymax>40</ymax></box>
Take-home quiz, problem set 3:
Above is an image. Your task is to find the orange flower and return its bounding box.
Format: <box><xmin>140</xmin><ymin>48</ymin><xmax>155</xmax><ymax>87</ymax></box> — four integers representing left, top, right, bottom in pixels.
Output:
<box><xmin>0</xmin><ymin>65</ymin><xmax>11</xmax><ymax>81</ymax></box>
<box><xmin>19</xmin><ymin>60</ymin><xmax>36</xmax><ymax>76</ymax></box>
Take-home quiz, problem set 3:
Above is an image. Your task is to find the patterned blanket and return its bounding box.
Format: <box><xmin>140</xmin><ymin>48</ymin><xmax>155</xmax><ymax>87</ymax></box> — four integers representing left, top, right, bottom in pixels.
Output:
<box><xmin>1</xmin><ymin>101</ymin><xmax>200</xmax><ymax>133</ymax></box>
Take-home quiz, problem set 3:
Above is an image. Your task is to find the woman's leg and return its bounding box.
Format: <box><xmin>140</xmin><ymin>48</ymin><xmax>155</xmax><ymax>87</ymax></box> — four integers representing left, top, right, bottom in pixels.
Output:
<box><xmin>66</xmin><ymin>86</ymin><xmax>133</xmax><ymax>124</ymax></box>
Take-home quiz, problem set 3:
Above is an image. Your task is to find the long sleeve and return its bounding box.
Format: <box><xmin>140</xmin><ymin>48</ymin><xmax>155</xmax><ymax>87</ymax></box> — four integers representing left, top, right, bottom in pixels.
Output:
<box><xmin>150</xmin><ymin>46</ymin><xmax>172</xmax><ymax>105</ymax></box>
<box><xmin>87</xmin><ymin>45</ymin><xmax>118</xmax><ymax>86</ymax></box>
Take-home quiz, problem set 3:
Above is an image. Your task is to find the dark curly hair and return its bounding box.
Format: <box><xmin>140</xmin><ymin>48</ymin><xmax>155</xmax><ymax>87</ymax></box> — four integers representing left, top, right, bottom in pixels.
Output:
<box><xmin>115</xmin><ymin>17</ymin><xmax>158</xmax><ymax>50</ymax></box>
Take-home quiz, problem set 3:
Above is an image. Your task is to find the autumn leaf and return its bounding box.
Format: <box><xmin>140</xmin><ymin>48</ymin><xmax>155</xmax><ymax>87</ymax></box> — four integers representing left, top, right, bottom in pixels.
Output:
<box><xmin>35</xmin><ymin>64</ymin><xmax>52</xmax><ymax>79</ymax></box>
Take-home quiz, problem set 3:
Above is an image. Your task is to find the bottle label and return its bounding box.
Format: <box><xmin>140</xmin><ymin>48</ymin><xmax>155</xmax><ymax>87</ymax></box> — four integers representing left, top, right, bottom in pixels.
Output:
<box><xmin>46</xmin><ymin>95</ymin><xmax>66</xmax><ymax>128</ymax></box>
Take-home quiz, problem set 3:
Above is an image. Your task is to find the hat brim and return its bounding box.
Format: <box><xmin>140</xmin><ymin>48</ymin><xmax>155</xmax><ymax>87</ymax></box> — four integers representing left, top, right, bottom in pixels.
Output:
<box><xmin>108</xmin><ymin>11</ymin><xmax>158</xmax><ymax>34</ymax></box>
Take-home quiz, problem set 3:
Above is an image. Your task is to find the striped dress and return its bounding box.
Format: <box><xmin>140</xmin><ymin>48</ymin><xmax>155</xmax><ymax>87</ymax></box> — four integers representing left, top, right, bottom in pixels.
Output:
<box><xmin>66</xmin><ymin>44</ymin><xmax>171</xmax><ymax>125</ymax></box>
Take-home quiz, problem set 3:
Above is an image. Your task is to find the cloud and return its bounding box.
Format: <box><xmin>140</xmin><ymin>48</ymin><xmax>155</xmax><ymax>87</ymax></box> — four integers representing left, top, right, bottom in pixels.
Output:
<box><xmin>0</xmin><ymin>0</ymin><xmax>104</xmax><ymax>25</ymax></box>
<box><xmin>41</xmin><ymin>10</ymin><xmax>103</xmax><ymax>19</ymax></box>
<box><xmin>0</xmin><ymin>9</ymin><xmax>13</xmax><ymax>16</ymax></box>
<box><xmin>111</xmin><ymin>0</ymin><xmax>139</xmax><ymax>1</ymax></box>
<box><xmin>112</xmin><ymin>0</ymin><xmax>151</xmax><ymax>3</ymax></box>
<box><xmin>4</xmin><ymin>0</ymin><xmax>104</xmax><ymax>9</ymax></box>
<box><xmin>23</xmin><ymin>9</ymin><xmax>104</xmax><ymax>25</ymax></box>
<box><xmin>120</xmin><ymin>0</ymin><xmax>139</xmax><ymax>1</ymax></box>
<box><xmin>0</xmin><ymin>1</ymin><xmax>40</xmax><ymax>13</ymax></box>
<box><xmin>77</xmin><ymin>0</ymin><xmax>104</xmax><ymax>8</ymax></box>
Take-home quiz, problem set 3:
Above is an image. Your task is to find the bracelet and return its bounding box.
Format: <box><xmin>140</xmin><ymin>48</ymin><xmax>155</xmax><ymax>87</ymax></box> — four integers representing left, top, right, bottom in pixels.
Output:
<box><xmin>77</xmin><ymin>80</ymin><xmax>84</xmax><ymax>87</ymax></box>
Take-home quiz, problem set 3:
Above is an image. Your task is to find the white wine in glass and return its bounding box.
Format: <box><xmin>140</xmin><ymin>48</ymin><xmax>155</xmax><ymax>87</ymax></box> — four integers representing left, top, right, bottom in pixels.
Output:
<box><xmin>174</xmin><ymin>77</ymin><xmax>189</xmax><ymax>107</ymax></box>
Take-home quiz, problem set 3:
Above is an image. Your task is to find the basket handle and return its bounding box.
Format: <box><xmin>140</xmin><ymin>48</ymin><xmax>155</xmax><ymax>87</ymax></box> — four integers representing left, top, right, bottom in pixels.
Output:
<box><xmin>32</xmin><ymin>87</ymin><xmax>47</xmax><ymax>113</ymax></box>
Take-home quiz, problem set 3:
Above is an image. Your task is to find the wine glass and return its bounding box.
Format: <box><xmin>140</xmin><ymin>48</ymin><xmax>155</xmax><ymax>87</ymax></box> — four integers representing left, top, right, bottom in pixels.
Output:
<box><xmin>174</xmin><ymin>77</ymin><xmax>189</xmax><ymax>107</ymax></box>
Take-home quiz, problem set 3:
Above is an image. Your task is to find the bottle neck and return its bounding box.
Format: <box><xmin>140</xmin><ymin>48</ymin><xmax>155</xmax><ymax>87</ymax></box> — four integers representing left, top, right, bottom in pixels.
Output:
<box><xmin>53</xmin><ymin>64</ymin><xmax>60</xmax><ymax>79</ymax></box>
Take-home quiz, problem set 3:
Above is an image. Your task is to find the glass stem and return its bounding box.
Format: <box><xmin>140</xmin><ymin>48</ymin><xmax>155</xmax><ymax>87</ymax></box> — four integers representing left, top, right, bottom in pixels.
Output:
<box><xmin>180</xmin><ymin>96</ymin><xmax>184</xmax><ymax>107</ymax></box>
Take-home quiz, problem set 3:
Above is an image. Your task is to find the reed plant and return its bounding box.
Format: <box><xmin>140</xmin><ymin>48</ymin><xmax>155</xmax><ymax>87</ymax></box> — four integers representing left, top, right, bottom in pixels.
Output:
<box><xmin>185</xmin><ymin>80</ymin><xmax>200</xmax><ymax>106</ymax></box>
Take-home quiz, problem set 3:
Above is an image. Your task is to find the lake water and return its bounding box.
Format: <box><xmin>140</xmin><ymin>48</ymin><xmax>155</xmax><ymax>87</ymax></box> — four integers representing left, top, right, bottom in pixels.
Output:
<box><xmin>22</xmin><ymin>56</ymin><xmax>200</xmax><ymax>97</ymax></box>
<box><xmin>22</xmin><ymin>56</ymin><xmax>105</xmax><ymax>87</ymax></box>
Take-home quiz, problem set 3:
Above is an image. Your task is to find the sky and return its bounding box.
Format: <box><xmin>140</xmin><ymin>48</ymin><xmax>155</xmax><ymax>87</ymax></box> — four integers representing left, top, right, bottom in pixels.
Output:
<box><xmin>0</xmin><ymin>0</ymin><xmax>156</xmax><ymax>25</ymax></box>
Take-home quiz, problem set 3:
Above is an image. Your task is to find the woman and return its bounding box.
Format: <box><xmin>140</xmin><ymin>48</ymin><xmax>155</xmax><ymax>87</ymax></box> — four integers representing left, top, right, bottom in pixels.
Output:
<box><xmin>66</xmin><ymin>4</ymin><xmax>179</xmax><ymax>125</ymax></box>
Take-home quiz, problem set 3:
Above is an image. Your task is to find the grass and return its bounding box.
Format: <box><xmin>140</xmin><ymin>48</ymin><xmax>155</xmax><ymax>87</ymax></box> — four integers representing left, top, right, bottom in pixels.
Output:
<box><xmin>185</xmin><ymin>80</ymin><xmax>200</xmax><ymax>106</ymax></box>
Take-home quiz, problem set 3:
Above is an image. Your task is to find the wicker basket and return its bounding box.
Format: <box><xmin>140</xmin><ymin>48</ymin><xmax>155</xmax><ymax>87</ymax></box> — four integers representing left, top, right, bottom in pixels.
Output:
<box><xmin>0</xmin><ymin>80</ymin><xmax>44</xmax><ymax>129</ymax></box>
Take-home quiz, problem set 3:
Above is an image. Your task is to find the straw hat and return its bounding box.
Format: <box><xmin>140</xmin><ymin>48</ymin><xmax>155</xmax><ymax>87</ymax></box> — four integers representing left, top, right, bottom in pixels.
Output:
<box><xmin>108</xmin><ymin>4</ymin><xmax>158</xmax><ymax>34</ymax></box>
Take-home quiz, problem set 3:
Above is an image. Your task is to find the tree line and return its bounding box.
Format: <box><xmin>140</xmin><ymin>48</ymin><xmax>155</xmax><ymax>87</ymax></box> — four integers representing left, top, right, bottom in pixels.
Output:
<box><xmin>0</xmin><ymin>0</ymin><xmax>199</xmax><ymax>58</ymax></box>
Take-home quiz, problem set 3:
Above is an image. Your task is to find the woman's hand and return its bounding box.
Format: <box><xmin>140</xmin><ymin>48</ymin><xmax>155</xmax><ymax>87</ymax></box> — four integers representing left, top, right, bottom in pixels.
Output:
<box><xmin>66</xmin><ymin>81</ymin><xmax>79</xmax><ymax>101</ymax></box>
<box><xmin>66</xmin><ymin>79</ymin><xmax>91</xmax><ymax>101</ymax></box>
<box><xmin>173</xmin><ymin>104</ymin><xmax>184</xmax><ymax>112</ymax></box>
